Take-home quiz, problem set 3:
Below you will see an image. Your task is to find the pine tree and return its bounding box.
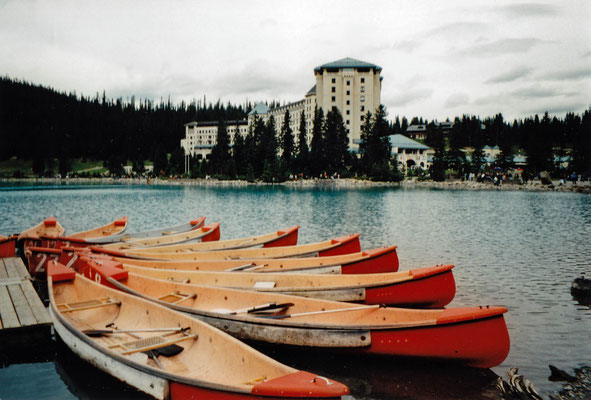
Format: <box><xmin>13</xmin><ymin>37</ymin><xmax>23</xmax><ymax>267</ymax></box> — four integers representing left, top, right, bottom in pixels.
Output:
<box><xmin>280</xmin><ymin>110</ymin><xmax>295</xmax><ymax>174</ymax></box>
<box><xmin>294</xmin><ymin>111</ymin><xmax>309</xmax><ymax>176</ymax></box>
<box><xmin>232</xmin><ymin>125</ymin><xmax>247</xmax><ymax>177</ymax></box>
<box><xmin>210</xmin><ymin>119</ymin><xmax>230</xmax><ymax>176</ymax></box>
<box><xmin>324</xmin><ymin>107</ymin><xmax>350</xmax><ymax>175</ymax></box>
<box><xmin>153</xmin><ymin>144</ymin><xmax>168</xmax><ymax>176</ymax></box>
<box><xmin>428</xmin><ymin>122</ymin><xmax>447</xmax><ymax>181</ymax></box>
<box><xmin>571</xmin><ymin>107</ymin><xmax>591</xmax><ymax>176</ymax></box>
<box><xmin>309</xmin><ymin>107</ymin><xmax>325</xmax><ymax>177</ymax></box>
<box><xmin>360</xmin><ymin>105</ymin><xmax>392</xmax><ymax>177</ymax></box>
<box><xmin>524</xmin><ymin>113</ymin><xmax>554</xmax><ymax>175</ymax></box>
<box><xmin>447</xmin><ymin>124</ymin><xmax>467</xmax><ymax>177</ymax></box>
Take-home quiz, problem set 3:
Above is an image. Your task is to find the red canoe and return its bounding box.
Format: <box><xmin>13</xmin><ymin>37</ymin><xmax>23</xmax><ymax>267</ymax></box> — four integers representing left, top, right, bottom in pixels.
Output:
<box><xmin>27</xmin><ymin>217</ymin><xmax>207</xmax><ymax>250</ymax></box>
<box><xmin>90</xmin><ymin>233</ymin><xmax>362</xmax><ymax>261</ymax></box>
<box><xmin>26</xmin><ymin>245</ymin><xmax>399</xmax><ymax>277</ymax></box>
<box><xmin>79</xmin><ymin>258</ymin><xmax>509</xmax><ymax>368</ymax></box>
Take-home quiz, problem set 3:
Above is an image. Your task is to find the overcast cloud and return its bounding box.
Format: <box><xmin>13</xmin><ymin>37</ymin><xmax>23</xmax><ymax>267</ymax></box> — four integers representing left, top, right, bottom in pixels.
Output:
<box><xmin>0</xmin><ymin>0</ymin><xmax>589</xmax><ymax>121</ymax></box>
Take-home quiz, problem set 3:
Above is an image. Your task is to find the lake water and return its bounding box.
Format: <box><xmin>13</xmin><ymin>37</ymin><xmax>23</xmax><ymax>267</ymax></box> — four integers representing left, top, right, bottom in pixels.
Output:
<box><xmin>0</xmin><ymin>182</ymin><xmax>589</xmax><ymax>399</ymax></box>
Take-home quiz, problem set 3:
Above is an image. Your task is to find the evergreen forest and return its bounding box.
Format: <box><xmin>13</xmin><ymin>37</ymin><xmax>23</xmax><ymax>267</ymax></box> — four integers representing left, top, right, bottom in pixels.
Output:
<box><xmin>1</xmin><ymin>77</ymin><xmax>590</xmax><ymax>181</ymax></box>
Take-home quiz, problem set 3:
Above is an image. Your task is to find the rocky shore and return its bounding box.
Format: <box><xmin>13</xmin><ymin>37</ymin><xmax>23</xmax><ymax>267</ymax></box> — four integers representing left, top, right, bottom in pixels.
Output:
<box><xmin>2</xmin><ymin>177</ymin><xmax>590</xmax><ymax>194</ymax></box>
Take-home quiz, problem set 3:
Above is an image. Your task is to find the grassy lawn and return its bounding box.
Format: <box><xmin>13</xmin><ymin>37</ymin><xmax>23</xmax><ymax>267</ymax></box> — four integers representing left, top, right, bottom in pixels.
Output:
<box><xmin>0</xmin><ymin>158</ymin><xmax>108</xmax><ymax>177</ymax></box>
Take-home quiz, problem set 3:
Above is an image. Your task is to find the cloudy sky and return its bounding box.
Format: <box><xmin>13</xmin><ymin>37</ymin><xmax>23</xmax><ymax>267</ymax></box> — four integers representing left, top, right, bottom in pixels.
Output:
<box><xmin>1</xmin><ymin>0</ymin><xmax>589</xmax><ymax>121</ymax></box>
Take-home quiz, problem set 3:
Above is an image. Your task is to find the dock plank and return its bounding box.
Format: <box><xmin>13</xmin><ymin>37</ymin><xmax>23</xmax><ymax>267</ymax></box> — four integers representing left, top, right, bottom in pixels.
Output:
<box><xmin>6</xmin><ymin>284</ymin><xmax>37</xmax><ymax>327</ymax></box>
<box><xmin>3</xmin><ymin>258</ymin><xmax>26</xmax><ymax>279</ymax></box>
<box><xmin>0</xmin><ymin>259</ymin><xmax>8</xmax><ymax>279</ymax></box>
<box><xmin>5</xmin><ymin>258</ymin><xmax>30</xmax><ymax>279</ymax></box>
<box><xmin>20</xmin><ymin>280</ymin><xmax>51</xmax><ymax>325</ymax></box>
<box><xmin>0</xmin><ymin>285</ymin><xmax>20</xmax><ymax>329</ymax></box>
<box><xmin>4</xmin><ymin>258</ymin><xmax>19</xmax><ymax>279</ymax></box>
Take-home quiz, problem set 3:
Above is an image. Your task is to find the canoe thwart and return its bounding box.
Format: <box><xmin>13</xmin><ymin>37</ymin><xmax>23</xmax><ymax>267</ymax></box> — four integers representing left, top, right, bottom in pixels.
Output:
<box><xmin>83</xmin><ymin>327</ymin><xmax>190</xmax><ymax>337</ymax></box>
<box><xmin>158</xmin><ymin>291</ymin><xmax>197</xmax><ymax>305</ymax></box>
<box><xmin>110</xmin><ymin>331</ymin><xmax>198</xmax><ymax>355</ymax></box>
<box><xmin>57</xmin><ymin>297</ymin><xmax>121</xmax><ymax>312</ymax></box>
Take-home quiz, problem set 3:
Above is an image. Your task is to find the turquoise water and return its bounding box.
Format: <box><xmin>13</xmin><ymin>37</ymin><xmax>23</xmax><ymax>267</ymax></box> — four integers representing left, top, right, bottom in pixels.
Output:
<box><xmin>0</xmin><ymin>183</ymin><xmax>589</xmax><ymax>399</ymax></box>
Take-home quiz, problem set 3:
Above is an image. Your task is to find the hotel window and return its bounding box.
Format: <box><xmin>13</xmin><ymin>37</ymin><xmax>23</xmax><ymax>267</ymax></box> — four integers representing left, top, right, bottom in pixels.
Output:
<box><xmin>361</xmin><ymin>77</ymin><xmax>365</xmax><ymax>83</ymax></box>
<box><xmin>361</xmin><ymin>115</ymin><xmax>364</xmax><ymax>121</ymax></box>
<box><xmin>361</xmin><ymin>105</ymin><xmax>365</xmax><ymax>112</ymax></box>
<box><xmin>346</xmin><ymin>110</ymin><xmax>350</xmax><ymax>115</ymax></box>
<box><xmin>360</xmin><ymin>95</ymin><xmax>365</xmax><ymax>102</ymax></box>
<box><xmin>346</xmin><ymin>80</ymin><xmax>350</xmax><ymax>86</ymax></box>
<box><xmin>361</xmin><ymin>86</ymin><xmax>365</xmax><ymax>93</ymax></box>
<box><xmin>331</xmin><ymin>86</ymin><xmax>336</xmax><ymax>93</ymax></box>
<box><xmin>346</xmin><ymin>90</ymin><xmax>350</xmax><ymax>95</ymax></box>
<box><xmin>331</xmin><ymin>78</ymin><xmax>336</xmax><ymax>83</ymax></box>
<box><xmin>346</xmin><ymin>100</ymin><xmax>350</xmax><ymax>105</ymax></box>
<box><xmin>332</xmin><ymin>96</ymin><xmax>336</xmax><ymax>102</ymax></box>
<box><xmin>346</xmin><ymin>120</ymin><xmax>350</xmax><ymax>125</ymax></box>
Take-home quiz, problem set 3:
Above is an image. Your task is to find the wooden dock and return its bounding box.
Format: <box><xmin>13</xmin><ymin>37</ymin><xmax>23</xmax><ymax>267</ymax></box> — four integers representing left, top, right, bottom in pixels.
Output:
<box><xmin>0</xmin><ymin>257</ymin><xmax>52</xmax><ymax>345</ymax></box>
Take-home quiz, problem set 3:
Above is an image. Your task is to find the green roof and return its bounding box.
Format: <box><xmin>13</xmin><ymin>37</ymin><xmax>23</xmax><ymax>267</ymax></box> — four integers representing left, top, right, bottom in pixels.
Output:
<box><xmin>248</xmin><ymin>102</ymin><xmax>270</xmax><ymax>116</ymax></box>
<box><xmin>388</xmin><ymin>134</ymin><xmax>430</xmax><ymax>150</ymax></box>
<box><xmin>314</xmin><ymin>57</ymin><xmax>382</xmax><ymax>72</ymax></box>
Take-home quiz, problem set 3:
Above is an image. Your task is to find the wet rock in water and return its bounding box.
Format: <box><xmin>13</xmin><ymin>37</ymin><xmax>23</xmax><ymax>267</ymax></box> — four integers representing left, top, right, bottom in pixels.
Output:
<box><xmin>571</xmin><ymin>274</ymin><xmax>591</xmax><ymax>305</ymax></box>
<box><xmin>549</xmin><ymin>365</ymin><xmax>577</xmax><ymax>382</ymax></box>
<box><xmin>549</xmin><ymin>366</ymin><xmax>591</xmax><ymax>400</ymax></box>
<box><xmin>497</xmin><ymin>367</ymin><xmax>543</xmax><ymax>400</ymax></box>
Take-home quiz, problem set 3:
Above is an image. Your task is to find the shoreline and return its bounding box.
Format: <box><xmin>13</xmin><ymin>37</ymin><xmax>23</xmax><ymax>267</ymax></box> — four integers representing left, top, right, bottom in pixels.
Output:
<box><xmin>1</xmin><ymin>177</ymin><xmax>590</xmax><ymax>194</ymax></box>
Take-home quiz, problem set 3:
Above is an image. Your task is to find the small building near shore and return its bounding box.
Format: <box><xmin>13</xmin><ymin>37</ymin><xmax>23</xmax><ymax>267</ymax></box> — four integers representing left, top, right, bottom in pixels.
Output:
<box><xmin>388</xmin><ymin>134</ymin><xmax>431</xmax><ymax>171</ymax></box>
<box><xmin>181</xmin><ymin>120</ymin><xmax>248</xmax><ymax>160</ymax></box>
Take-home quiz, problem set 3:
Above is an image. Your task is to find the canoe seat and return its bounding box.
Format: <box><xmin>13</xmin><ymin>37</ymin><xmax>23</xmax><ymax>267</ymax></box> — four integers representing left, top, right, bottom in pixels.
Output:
<box><xmin>109</xmin><ymin>331</ymin><xmax>198</xmax><ymax>356</ymax></box>
<box><xmin>158</xmin><ymin>291</ymin><xmax>196</xmax><ymax>304</ymax></box>
<box><xmin>57</xmin><ymin>297</ymin><xmax>121</xmax><ymax>312</ymax></box>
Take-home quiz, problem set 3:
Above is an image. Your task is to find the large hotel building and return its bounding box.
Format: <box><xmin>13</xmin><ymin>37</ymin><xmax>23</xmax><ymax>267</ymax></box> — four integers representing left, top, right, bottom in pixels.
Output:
<box><xmin>181</xmin><ymin>57</ymin><xmax>383</xmax><ymax>160</ymax></box>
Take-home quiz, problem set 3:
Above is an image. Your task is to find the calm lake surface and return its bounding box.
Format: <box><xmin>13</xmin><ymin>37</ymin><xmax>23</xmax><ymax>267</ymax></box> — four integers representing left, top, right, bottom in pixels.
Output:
<box><xmin>0</xmin><ymin>182</ymin><xmax>589</xmax><ymax>399</ymax></box>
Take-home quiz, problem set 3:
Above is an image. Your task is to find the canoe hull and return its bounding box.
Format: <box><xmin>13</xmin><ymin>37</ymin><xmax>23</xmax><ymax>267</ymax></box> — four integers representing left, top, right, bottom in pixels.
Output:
<box><xmin>49</xmin><ymin>306</ymin><xmax>170</xmax><ymax>399</ymax></box>
<box><xmin>341</xmin><ymin>247</ymin><xmax>399</xmax><ymax>274</ymax></box>
<box><xmin>0</xmin><ymin>235</ymin><xmax>17</xmax><ymax>257</ymax></box>
<box><xmin>192</xmin><ymin>311</ymin><xmax>509</xmax><ymax>368</ymax></box>
<box><xmin>67</xmin><ymin>216</ymin><xmax>128</xmax><ymax>240</ymax></box>
<box><xmin>84</xmin><ymin>260</ymin><xmax>507</xmax><ymax>369</ymax></box>
<box><xmin>369</xmin><ymin>314</ymin><xmax>510</xmax><ymax>368</ymax></box>
<box><xmin>89</xmin><ymin>217</ymin><xmax>207</xmax><ymax>244</ymax></box>
<box><xmin>365</xmin><ymin>267</ymin><xmax>456</xmax><ymax>308</ymax></box>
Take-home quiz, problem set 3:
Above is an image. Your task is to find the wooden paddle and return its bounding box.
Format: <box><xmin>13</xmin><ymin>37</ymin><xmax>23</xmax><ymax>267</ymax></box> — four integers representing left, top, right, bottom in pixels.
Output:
<box><xmin>261</xmin><ymin>304</ymin><xmax>382</xmax><ymax>319</ymax></box>
<box><xmin>227</xmin><ymin>302</ymin><xmax>295</xmax><ymax>315</ymax></box>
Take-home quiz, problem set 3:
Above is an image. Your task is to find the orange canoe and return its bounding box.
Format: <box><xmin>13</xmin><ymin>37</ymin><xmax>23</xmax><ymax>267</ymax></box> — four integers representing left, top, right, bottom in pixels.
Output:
<box><xmin>92</xmin><ymin>233</ymin><xmax>361</xmax><ymax>261</ymax></box>
<box><xmin>18</xmin><ymin>216</ymin><xmax>65</xmax><ymax>240</ymax></box>
<box><xmin>47</xmin><ymin>261</ymin><xmax>349</xmax><ymax>399</ymax></box>
<box><xmin>67</xmin><ymin>217</ymin><xmax>128</xmax><ymax>240</ymax></box>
